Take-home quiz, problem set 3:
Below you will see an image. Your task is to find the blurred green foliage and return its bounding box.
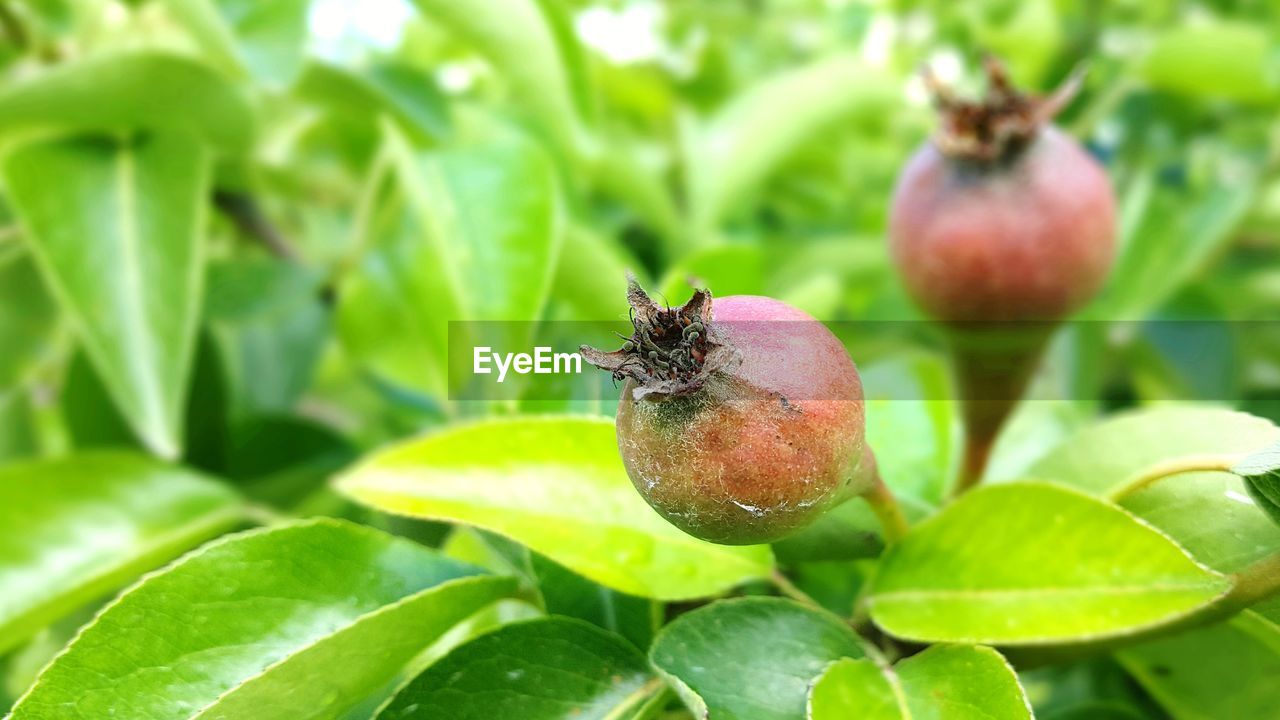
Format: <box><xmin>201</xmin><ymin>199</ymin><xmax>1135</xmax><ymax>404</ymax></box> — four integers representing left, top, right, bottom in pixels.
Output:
<box><xmin>2</xmin><ymin>1</ymin><xmax>1280</xmax><ymax>718</ymax></box>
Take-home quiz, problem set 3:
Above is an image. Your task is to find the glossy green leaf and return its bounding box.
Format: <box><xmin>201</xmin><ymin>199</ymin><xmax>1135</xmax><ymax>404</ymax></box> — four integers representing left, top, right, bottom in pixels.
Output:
<box><xmin>869</xmin><ymin>482</ymin><xmax>1230</xmax><ymax>645</ymax></box>
<box><xmin>337</xmin><ymin>416</ymin><xmax>773</xmax><ymax>600</ymax></box>
<box><xmin>0</xmin><ymin>252</ymin><xmax>57</xmax><ymax>389</ymax></box>
<box><xmin>337</xmin><ymin>130</ymin><xmax>562</xmax><ymax>397</ymax></box>
<box><xmin>0</xmin><ymin>452</ymin><xmax>242</xmax><ymax>655</ymax></box>
<box><xmin>650</xmin><ymin>597</ymin><xmax>867</xmax><ymax>720</ymax></box>
<box><xmin>408</xmin><ymin>0</ymin><xmax>587</xmax><ymax>157</ymax></box>
<box><xmin>808</xmin><ymin>646</ymin><xmax>1031</xmax><ymax>720</ymax></box>
<box><xmin>1117</xmin><ymin>608</ymin><xmax>1280</xmax><ymax>720</ymax></box>
<box><xmin>1027</xmin><ymin>407</ymin><xmax>1280</xmax><ymax>572</ymax></box>
<box><xmin>3</xmin><ymin>132</ymin><xmax>210</xmax><ymax>458</ymax></box>
<box><xmin>1232</xmin><ymin>441</ymin><xmax>1280</xmax><ymax>526</ymax></box>
<box><xmin>9</xmin><ymin>520</ymin><xmax>517</xmax><ymax>720</ymax></box>
<box><xmin>683</xmin><ymin>54</ymin><xmax>903</xmax><ymax>237</ymax></box>
<box><xmin>0</xmin><ymin>52</ymin><xmax>253</xmax><ymax>153</ymax></box>
<box><xmin>375</xmin><ymin>617</ymin><xmax>659</xmax><ymax>719</ymax></box>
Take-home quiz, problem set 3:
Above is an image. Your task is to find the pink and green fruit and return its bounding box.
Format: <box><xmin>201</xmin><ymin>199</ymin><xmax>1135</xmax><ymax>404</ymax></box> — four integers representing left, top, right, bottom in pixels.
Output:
<box><xmin>583</xmin><ymin>281</ymin><xmax>870</xmax><ymax>545</ymax></box>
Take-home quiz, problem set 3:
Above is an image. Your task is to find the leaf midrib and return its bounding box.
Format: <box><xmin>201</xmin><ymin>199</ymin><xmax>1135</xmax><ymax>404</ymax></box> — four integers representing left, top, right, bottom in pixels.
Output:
<box><xmin>872</xmin><ymin>582</ymin><xmax>1226</xmax><ymax>602</ymax></box>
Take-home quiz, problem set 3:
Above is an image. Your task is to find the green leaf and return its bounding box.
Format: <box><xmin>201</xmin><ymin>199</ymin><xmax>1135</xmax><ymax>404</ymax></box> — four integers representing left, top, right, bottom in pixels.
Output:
<box><xmin>337</xmin><ymin>130</ymin><xmax>562</xmax><ymax>397</ymax></box>
<box><xmin>408</xmin><ymin>0</ymin><xmax>587</xmax><ymax>157</ymax></box>
<box><xmin>809</xmin><ymin>646</ymin><xmax>1032</xmax><ymax>720</ymax></box>
<box><xmin>529</xmin><ymin>553</ymin><xmax>660</xmax><ymax>651</ymax></box>
<box><xmin>9</xmin><ymin>519</ymin><xmax>517</xmax><ymax>720</ymax></box>
<box><xmin>1141</xmin><ymin>22</ymin><xmax>1279</xmax><ymax>105</ymax></box>
<box><xmin>205</xmin><ymin>258</ymin><xmax>328</xmax><ymax>417</ymax></box>
<box><xmin>167</xmin><ymin>0</ymin><xmax>312</xmax><ymax>88</ymax></box>
<box><xmin>1026</xmin><ymin>407</ymin><xmax>1280</xmax><ymax>572</ymax></box>
<box><xmin>0</xmin><ymin>390</ymin><xmax>37</xmax><ymax>462</ymax></box>
<box><xmin>0</xmin><ymin>251</ymin><xmax>57</xmax><ymax>389</ymax></box>
<box><xmin>0</xmin><ymin>452</ymin><xmax>242</xmax><ymax>655</ymax></box>
<box><xmin>375</xmin><ymin>617</ymin><xmax>660</xmax><ymax>719</ymax></box>
<box><xmin>868</xmin><ymin>482</ymin><xmax>1230</xmax><ymax>645</ymax></box>
<box><xmin>650</xmin><ymin>597</ymin><xmax>868</xmax><ymax>720</ymax></box>
<box><xmin>0</xmin><ymin>52</ymin><xmax>253</xmax><ymax>153</ymax></box>
<box><xmin>862</xmin><ymin>355</ymin><xmax>957</xmax><ymax>507</ymax></box>
<box><xmin>683</xmin><ymin>54</ymin><xmax>902</xmax><ymax>237</ymax></box>
<box><xmin>2</xmin><ymin>132</ymin><xmax>210</xmax><ymax>458</ymax></box>
<box><xmin>295</xmin><ymin>61</ymin><xmax>451</xmax><ymax>144</ymax></box>
<box><xmin>223</xmin><ymin>414</ymin><xmax>356</xmax><ymax>509</ymax></box>
<box><xmin>1087</xmin><ymin>166</ymin><xmax>1259</xmax><ymax>321</ymax></box>
<box><xmin>336</xmin><ymin>416</ymin><xmax>773</xmax><ymax>600</ymax></box>
<box><xmin>551</xmin><ymin>225</ymin><xmax>639</xmax><ymax>321</ymax></box>
<box><xmin>1116</xmin><ymin>609</ymin><xmax>1280</xmax><ymax>720</ymax></box>
<box><xmin>1231</xmin><ymin>441</ymin><xmax>1280</xmax><ymax>526</ymax></box>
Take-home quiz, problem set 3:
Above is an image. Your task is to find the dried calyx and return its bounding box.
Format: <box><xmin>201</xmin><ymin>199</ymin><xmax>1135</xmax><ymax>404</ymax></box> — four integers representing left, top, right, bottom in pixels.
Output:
<box><xmin>926</xmin><ymin>55</ymin><xmax>1083</xmax><ymax>163</ymax></box>
<box><xmin>579</xmin><ymin>277</ymin><xmax>739</xmax><ymax>401</ymax></box>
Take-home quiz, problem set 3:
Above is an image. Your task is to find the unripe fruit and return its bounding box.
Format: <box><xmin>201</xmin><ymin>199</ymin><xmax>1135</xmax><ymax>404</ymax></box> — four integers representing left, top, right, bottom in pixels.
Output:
<box><xmin>888</xmin><ymin>59</ymin><xmax>1118</xmax><ymax>494</ymax></box>
<box><xmin>890</xmin><ymin>60</ymin><xmax>1116</xmax><ymax>323</ymax></box>
<box><xmin>582</xmin><ymin>279</ymin><xmax>870</xmax><ymax>545</ymax></box>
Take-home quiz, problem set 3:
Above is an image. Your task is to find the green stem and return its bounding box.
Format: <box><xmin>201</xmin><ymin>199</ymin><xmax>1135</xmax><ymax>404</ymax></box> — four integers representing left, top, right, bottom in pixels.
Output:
<box><xmin>863</xmin><ymin>469</ymin><xmax>910</xmax><ymax>545</ymax></box>
<box><xmin>946</xmin><ymin>324</ymin><xmax>1054</xmax><ymax>498</ymax></box>
<box><xmin>770</xmin><ymin>569</ymin><xmax>822</xmax><ymax>609</ymax></box>
<box><xmin>1104</xmin><ymin>454</ymin><xmax>1239</xmax><ymax>503</ymax></box>
<box><xmin>1219</xmin><ymin>552</ymin><xmax>1280</xmax><ymax>614</ymax></box>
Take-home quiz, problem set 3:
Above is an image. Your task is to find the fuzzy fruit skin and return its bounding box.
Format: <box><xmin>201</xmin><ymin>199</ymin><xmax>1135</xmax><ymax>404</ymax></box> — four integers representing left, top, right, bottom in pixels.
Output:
<box><xmin>615</xmin><ymin>296</ymin><xmax>867</xmax><ymax>545</ymax></box>
<box><xmin>889</xmin><ymin>127</ymin><xmax>1116</xmax><ymax>323</ymax></box>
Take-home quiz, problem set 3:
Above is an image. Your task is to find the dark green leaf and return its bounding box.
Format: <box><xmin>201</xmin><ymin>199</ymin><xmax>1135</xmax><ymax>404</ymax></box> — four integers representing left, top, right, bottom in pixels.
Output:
<box><xmin>1232</xmin><ymin>441</ymin><xmax>1280</xmax><ymax>526</ymax></box>
<box><xmin>650</xmin><ymin>597</ymin><xmax>868</xmax><ymax>720</ymax></box>
<box><xmin>376</xmin><ymin>617</ymin><xmax>660</xmax><ymax>719</ymax></box>
<box><xmin>530</xmin><ymin>553</ymin><xmax>660</xmax><ymax>651</ymax></box>
<box><xmin>1116</xmin><ymin>608</ymin><xmax>1280</xmax><ymax>720</ymax></box>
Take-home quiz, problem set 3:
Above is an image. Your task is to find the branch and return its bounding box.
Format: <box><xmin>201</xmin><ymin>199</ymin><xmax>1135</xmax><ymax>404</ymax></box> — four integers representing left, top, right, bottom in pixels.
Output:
<box><xmin>213</xmin><ymin>190</ymin><xmax>299</xmax><ymax>261</ymax></box>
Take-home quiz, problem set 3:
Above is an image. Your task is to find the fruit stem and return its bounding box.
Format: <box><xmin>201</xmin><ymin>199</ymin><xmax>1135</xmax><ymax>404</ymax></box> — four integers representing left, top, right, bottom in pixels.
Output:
<box><xmin>770</xmin><ymin>569</ymin><xmax>822</xmax><ymax>609</ymax></box>
<box><xmin>947</xmin><ymin>325</ymin><xmax>1053</xmax><ymax>498</ymax></box>
<box><xmin>863</xmin><ymin>469</ymin><xmax>910</xmax><ymax>544</ymax></box>
<box><xmin>1104</xmin><ymin>454</ymin><xmax>1240</xmax><ymax>503</ymax></box>
<box><xmin>1223</xmin><ymin>551</ymin><xmax>1280</xmax><ymax>612</ymax></box>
